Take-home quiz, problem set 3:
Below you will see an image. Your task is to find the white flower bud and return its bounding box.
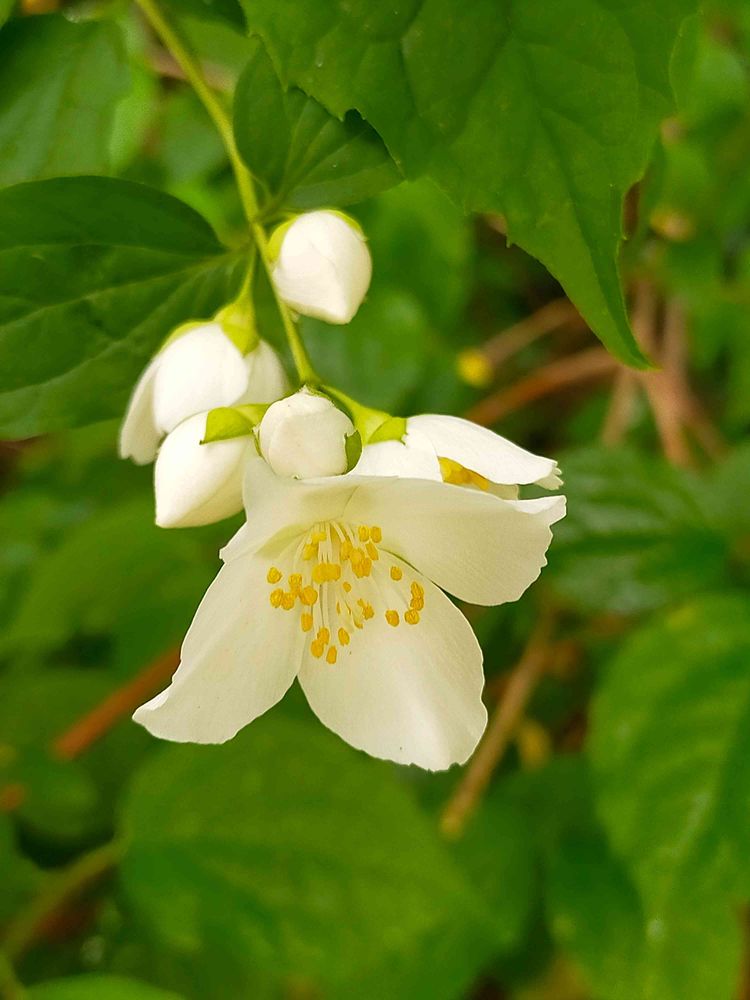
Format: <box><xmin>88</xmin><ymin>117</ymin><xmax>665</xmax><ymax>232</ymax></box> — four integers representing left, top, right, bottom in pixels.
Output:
<box><xmin>258</xmin><ymin>389</ymin><xmax>354</xmax><ymax>479</ymax></box>
<box><xmin>154</xmin><ymin>412</ymin><xmax>252</xmax><ymax>528</ymax></box>
<box><xmin>270</xmin><ymin>211</ymin><xmax>372</xmax><ymax>324</ymax></box>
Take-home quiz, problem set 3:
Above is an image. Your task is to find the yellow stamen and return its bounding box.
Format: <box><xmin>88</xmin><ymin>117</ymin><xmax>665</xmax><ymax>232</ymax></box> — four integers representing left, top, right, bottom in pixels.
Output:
<box><xmin>326</xmin><ymin>646</ymin><xmax>338</xmax><ymax>664</ymax></box>
<box><xmin>313</xmin><ymin>562</ymin><xmax>328</xmax><ymax>584</ymax></box>
<box><xmin>317</xmin><ymin>627</ymin><xmax>330</xmax><ymax>645</ymax></box>
<box><xmin>311</xmin><ymin>640</ymin><xmax>325</xmax><ymax>658</ymax></box>
<box><xmin>340</xmin><ymin>539</ymin><xmax>352</xmax><ymax>560</ymax></box>
<box><xmin>358</xmin><ymin>525</ymin><xmax>370</xmax><ymax>542</ymax></box>
<box><xmin>301</xmin><ymin>613</ymin><xmax>313</xmax><ymax>632</ymax></box>
<box><xmin>281</xmin><ymin>592</ymin><xmax>295</xmax><ymax>611</ymax></box>
<box><xmin>267</xmin><ymin>567</ymin><xmax>282</xmax><ymax>584</ymax></box>
<box><xmin>390</xmin><ymin>565</ymin><xmax>403</xmax><ymax>581</ymax></box>
<box><xmin>411</xmin><ymin>581</ymin><xmax>424</xmax><ymax>600</ymax></box>
<box><xmin>410</xmin><ymin>595</ymin><xmax>425</xmax><ymax>611</ymax></box>
<box><xmin>343</xmin><ymin>582</ymin><xmax>352</xmax><ymax>593</ymax></box>
<box><xmin>303</xmin><ymin>544</ymin><xmax>318</xmax><ymax>560</ymax></box>
<box><xmin>338</xmin><ymin>628</ymin><xmax>350</xmax><ymax>646</ymax></box>
<box><xmin>370</xmin><ymin>526</ymin><xmax>382</xmax><ymax>543</ymax></box>
<box><xmin>288</xmin><ymin>573</ymin><xmax>302</xmax><ymax>593</ymax></box>
<box><xmin>385</xmin><ymin>610</ymin><xmax>400</xmax><ymax>627</ymax></box>
<box><xmin>300</xmin><ymin>586</ymin><xmax>318</xmax><ymax>606</ymax></box>
<box><xmin>269</xmin><ymin>589</ymin><xmax>284</xmax><ymax>608</ymax></box>
<box><xmin>404</xmin><ymin>609</ymin><xmax>420</xmax><ymax>625</ymax></box>
<box><xmin>366</xmin><ymin>541</ymin><xmax>379</xmax><ymax>561</ymax></box>
<box><xmin>312</xmin><ymin>529</ymin><xmax>327</xmax><ymax>543</ymax></box>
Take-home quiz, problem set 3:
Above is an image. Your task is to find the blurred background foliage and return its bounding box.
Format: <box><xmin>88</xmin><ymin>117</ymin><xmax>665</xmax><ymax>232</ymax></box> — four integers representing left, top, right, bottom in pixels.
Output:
<box><xmin>1</xmin><ymin>0</ymin><xmax>750</xmax><ymax>998</ymax></box>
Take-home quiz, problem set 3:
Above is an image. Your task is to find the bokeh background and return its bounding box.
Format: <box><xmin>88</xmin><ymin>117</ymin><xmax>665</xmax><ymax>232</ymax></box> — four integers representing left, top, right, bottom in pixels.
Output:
<box><xmin>2</xmin><ymin>1</ymin><xmax>750</xmax><ymax>999</ymax></box>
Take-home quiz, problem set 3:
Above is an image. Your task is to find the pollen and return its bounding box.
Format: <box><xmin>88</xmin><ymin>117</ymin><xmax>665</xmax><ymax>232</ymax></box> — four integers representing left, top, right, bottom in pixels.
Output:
<box><xmin>303</xmin><ymin>544</ymin><xmax>318</xmax><ymax>560</ymax></box>
<box><xmin>338</xmin><ymin>627</ymin><xmax>350</xmax><ymax>646</ymax></box>
<box><xmin>366</xmin><ymin>541</ymin><xmax>379</xmax><ymax>561</ymax></box>
<box><xmin>281</xmin><ymin>592</ymin><xmax>295</xmax><ymax>611</ymax></box>
<box><xmin>301</xmin><ymin>613</ymin><xmax>314</xmax><ymax>632</ymax></box>
<box><xmin>358</xmin><ymin>525</ymin><xmax>370</xmax><ymax>542</ymax></box>
<box><xmin>267</xmin><ymin>567</ymin><xmax>282</xmax><ymax>584</ymax></box>
<box><xmin>300</xmin><ymin>586</ymin><xmax>318</xmax><ymax>606</ymax></box>
<box><xmin>326</xmin><ymin>646</ymin><xmax>338</xmax><ymax>665</ymax></box>
<box><xmin>385</xmin><ymin>610</ymin><xmax>400</xmax><ymax>627</ymax></box>
<box><xmin>404</xmin><ymin>609</ymin><xmax>420</xmax><ymax>625</ymax></box>
<box><xmin>370</xmin><ymin>526</ymin><xmax>382</xmax><ymax>543</ymax></box>
<box><xmin>269</xmin><ymin>588</ymin><xmax>284</xmax><ymax>608</ymax></box>
<box><xmin>390</xmin><ymin>566</ymin><xmax>403</xmax><ymax>581</ymax></box>
<box><xmin>311</xmin><ymin>639</ymin><xmax>325</xmax><ymax>658</ymax></box>
<box><xmin>288</xmin><ymin>573</ymin><xmax>302</xmax><ymax>593</ymax></box>
<box><xmin>317</xmin><ymin>627</ymin><xmax>330</xmax><ymax>645</ymax></box>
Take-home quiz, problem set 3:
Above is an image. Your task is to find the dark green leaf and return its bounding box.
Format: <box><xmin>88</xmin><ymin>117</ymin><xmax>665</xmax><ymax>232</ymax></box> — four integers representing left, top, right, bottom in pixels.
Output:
<box><xmin>590</xmin><ymin>594</ymin><xmax>750</xmax><ymax>1000</ymax></box>
<box><xmin>241</xmin><ymin>0</ymin><xmax>698</xmax><ymax>366</ymax></box>
<box><xmin>163</xmin><ymin>0</ymin><xmax>244</xmax><ymax>28</ymax></box>
<box><xmin>28</xmin><ymin>975</ymin><xmax>184</xmax><ymax>1000</ymax></box>
<box><xmin>122</xmin><ymin>714</ymin><xmax>492</xmax><ymax>999</ymax></box>
<box><xmin>0</xmin><ymin>15</ymin><xmax>129</xmax><ymax>186</ymax></box>
<box><xmin>234</xmin><ymin>38</ymin><xmax>400</xmax><ymax>209</ymax></box>
<box><xmin>0</xmin><ymin>178</ymin><xmax>243</xmax><ymax>438</ymax></box>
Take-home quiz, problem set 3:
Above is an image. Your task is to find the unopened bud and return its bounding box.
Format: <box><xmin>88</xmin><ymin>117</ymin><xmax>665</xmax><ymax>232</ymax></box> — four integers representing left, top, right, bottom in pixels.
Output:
<box><xmin>258</xmin><ymin>389</ymin><xmax>354</xmax><ymax>479</ymax></box>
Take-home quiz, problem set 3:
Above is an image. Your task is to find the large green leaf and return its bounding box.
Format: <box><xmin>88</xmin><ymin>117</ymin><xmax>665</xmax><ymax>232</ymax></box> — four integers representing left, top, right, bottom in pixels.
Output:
<box><xmin>29</xmin><ymin>976</ymin><xmax>183</xmax><ymax>1000</ymax></box>
<box><xmin>0</xmin><ymin>178</ymin><xmax>243</xmax><ymax>438</ymax></box>
<box><xmin>0</xmin><ymin>15</ymin><xmax>129</xmax><ymax>186</ymax></box>
<box><xmin>241</xmin><ymin>0</ymin><xmax>697</xmax><ymax>366</ymax></box>
<box><xmin>234</xmin><ymin>38</ymin><xmax>400</xmax><ymax>209</ymax></box>
<box><xmin>122</xmin><ymin>714</ymin><xmax>492</xmax><ymax>999</ymax></box>
<box><xmin>590</xmin><ymin>594</ymin><xmax>750</xmax><ymax>1000</ymax></box>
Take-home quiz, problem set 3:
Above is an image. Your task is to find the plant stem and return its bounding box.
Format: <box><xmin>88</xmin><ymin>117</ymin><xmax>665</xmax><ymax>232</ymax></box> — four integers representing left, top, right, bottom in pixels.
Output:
<box><xmin>1</xmin><ymin>840</ymin><xmax>123</xmax><ymax>965</ymax></box>
<box><xmin>135</xmin><ymin>0</ymin><xmax>317</xmax><ymax>385</ymax></box>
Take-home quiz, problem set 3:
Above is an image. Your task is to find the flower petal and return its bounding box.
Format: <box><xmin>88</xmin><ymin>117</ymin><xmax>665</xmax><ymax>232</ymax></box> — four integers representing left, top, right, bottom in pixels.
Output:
<box><xmin>241</xmin><ymin>339</ymin><xmax>290</xmax><ymax>404</ymax></box>
<box><xmin>154</xmin><ymin>413</ymin><xmax>250</xmax><ymax>528</ymax></box>
<box><xmin>298</xmin><ymin>568</ymin><xmax>487</xmax><ymax>770</ymax></box>
<box><xmin>407</xmin><ymin>414</ymin><xmax>561</xmax><ymax>488</ymax></box>
<box><xmin>119</xmin><ymin>354</ymin><xmax>161</xmax><ymax>464</ymax></box>
<box><xmin>153</xmin><ymin>323</ymin><xmax>249</xmax><ymax>435</ymax></box>
<box><xmin>353</xmin><ymin>440</ymin><xmax>442</xmax><ymax>480</ymax></box>
<box><xmin>345</xmin><ymin>477</ymin><xmax>566</xmax><ymax>606</ymax></box>
<box><xmin>133</xmin><ymin>547</ymin><xmax>302</xmax><ymax>743</ymax></box>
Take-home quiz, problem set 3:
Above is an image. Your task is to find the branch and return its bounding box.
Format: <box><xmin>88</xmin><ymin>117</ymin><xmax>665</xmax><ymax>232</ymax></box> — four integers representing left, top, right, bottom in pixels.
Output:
<box><xmin>480</xmin><ymin>298</ymin><xmax>582</xmax><ymax>372</ymax></box>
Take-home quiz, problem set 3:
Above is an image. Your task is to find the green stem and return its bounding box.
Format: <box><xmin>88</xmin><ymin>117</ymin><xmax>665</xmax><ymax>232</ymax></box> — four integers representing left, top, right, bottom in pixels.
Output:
<box><xmin>1</xmin><ymin>840</ymin><xmax>123</xmax><ymax>965</ymax></box>
<box><xmin>135</xmin><ymin>0</ymin><xmax>318</xmax><ymax>386</ymax></box>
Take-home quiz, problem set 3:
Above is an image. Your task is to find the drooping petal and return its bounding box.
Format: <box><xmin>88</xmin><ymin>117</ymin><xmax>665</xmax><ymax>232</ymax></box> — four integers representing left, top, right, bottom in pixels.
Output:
<box><xmin>345</xmin><ymin>476</ymin><xmax>566</xmax><ymax>606</ymax></box>
<box><xmin>154</xmin><ymin>413</ymin><xmax>250</xmax><ymax>528</ymax></box>
<box><xmin>133</xmin><ymin>546</ymin><xmax>302</xmax><ymax>743</ymax></box>
<box><xmin>152</xmin><ymin>323</ymin><xmax>250</xmax><ymax>435</ymax></box>
<box><xmin>407</xmin><ymin>414</ymin><xmax>561</xmax><ymax>488</ymax></box>
<box><xmin>353</xmin><ymin>440</ymin><xmax>442</xmax><ymax>480</ymax></box>
<box><xmin>298</xmin><ymin>566</ymin><xmax>487</xmax><ymax>770</ymax></box>
<box><xmin>119</xmin><ymin>354</ymin><xmax>161</xmax><ymax>465</ymax></box>
<box><xmin>241</xmin><ymin>339</ymin><xmax>290</xmax><ymax>404</ymax></box>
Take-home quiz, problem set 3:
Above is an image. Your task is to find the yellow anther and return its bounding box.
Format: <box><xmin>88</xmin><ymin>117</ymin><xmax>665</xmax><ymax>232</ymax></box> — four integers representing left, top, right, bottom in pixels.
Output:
<box><xmin>361</xmin><ymin>558</ymin><xmax>372</xmax><ymax>577</ymax></box>
<box><xmin>300</xmin><ymin>586</ymin><xmax>318</xmax><ymax>606</ymax></box>
<box><xmin>390</xmin><ymin>565</ymin><xmax>403</xmax><ymax>581</ymax></box>
<box><xmin>343</xmin><ymin>582</ymin><xmax>352</xmax><ymax>593</ymax></box>
<box><xmin>468</xmin><ymin>470</ymin><xmax>490</xmax><ymax>491</ymax></box>
<box><xmin>411</xmin><ymin>581</ymin><xmax>424</xmax><ymax>599</ymax></box>
<box><xmin>313</xmin><ymin>563</ymin><xmax>328</xmax><ymax>584</ymax></box>
<box><xmin>363</xmin><ymin>603</ymin><xmax>374</xmax><ymax>620</ymax></box>
<box><xmin>326</xmin><ymin>646</ymin><xmax>338</xmax><ymax>665</ymax></box>
<box><xmin>269</xmin><ymin>589</ymin><xmax>284</xmax><ymax>608</ymax></box>
<box><xmin>328</xmin><ymin>563</ymin><xmax>342</xmax><ymax>581</ymax></box>
<box><xmin>338</xmin><ymin>628</ymin><xmax>350</xmax><ymax>646</ymax></box>
<box><xmin>311</xmin><ymin>640</ymin><xmax>325</xmax><ymax>658</ymax></box>
<box><xmin>350</xmin><ymin>548</ymin><xmax>364</xmax><ymax>566</ymax></box>
<box><xmin>370</xmin><ymin>526</ymin><xmax>382</xmax><ymax>543</ymax></box>
<box><xmin>303</xmin><ymin>544</ymin><xmax>318</xmax><ymax>560</ymax></box>
<box><xmin>366</xmin><ymin>541</ymin><xmax>379</xmax><ymax>561</ymax></box>
<box><xmin>281</xmin><ymin>592</ymin><xmax>295</xmax><ymax>611</ymax></box>
<box><xmin>317</xmin><ymin>627</ymin><xmax>330</xmax><ymax>645</ymax></box>
<box><xmin>385</xmin><ymin>610</ymin><xmax>400</xmax><ymax>627</ymax></box>
<box><xmin>301</xmin><ymin>613</ymin><xmax>314</xmax><ymax>632</ymax></box>
<box><xmin>358</xmin><ymin>525</ymin><xmax>370</xmax><ymax>542</ymax></box>
<box><xmin>267</xmin><ymin>567</ymin><xmax>282</xmax><ymax>584</ymax></box>
<box><xmin>288</xmin><ymin>573</ymin><xmax>302</xmax><ymax>593</ymax></box>
<box><xmin>439</xmin><ymin>456</ymin><xmax>489</xmax><ymax>491</ymax></box>
<box><xmin>410</xmin><ymin>595</ymin><xmax>425</xmax><ymax>611</ymax></box>
<box><xmin>336</xmin><ymin>601</ymin><xmax>341</xmax><ymax>615</ymax></box>
<box><xmin>312</xmin><ymin>529</ymin><xmax>326</xmax><ymax>543</ymax></box>
<box><xmin>404</xmin><ymin>609</ymin><xmax>420</xmax><ymax>625</ymax></box>
<box><xmin>340</xmin><ymin>539</ymin><xmax>352</xmax><ymax>560</ymax></box>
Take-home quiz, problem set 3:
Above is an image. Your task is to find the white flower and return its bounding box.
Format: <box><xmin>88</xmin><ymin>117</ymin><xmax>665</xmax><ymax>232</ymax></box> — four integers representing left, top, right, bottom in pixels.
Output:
<box><xmin>258</xmin><ymin>389</ymin><xmax>355</xmax><ymax>479</ymax></box>
<box><xmin>270</xmin><ymin>211</ymin><xmax>372</xmax><ymax>324</ymax></box>
<box><xmin>119</xmin><ymin>324</ymin><xmax>288</xmax><ymax>465</ymax></box>
<box><xmin>133</xmin><ymin>458</ymin><xmax>566</xmax><ymax>770</ymax></box>
<box><xmin>355</xmin><ymin>413</ymin><xmax>561</xmax><ymax>495</ymax></box>
<box><xmin>154</xmin><ymin>412</ymin><xmax>254</xmax><ymax>528</ymax></box>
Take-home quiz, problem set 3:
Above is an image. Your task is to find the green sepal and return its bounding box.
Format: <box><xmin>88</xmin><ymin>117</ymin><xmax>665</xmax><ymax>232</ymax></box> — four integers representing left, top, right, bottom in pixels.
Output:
<box><xmin>369</xmin><ymin>415</ymin><xmax>407</xmax><ymax>444</ymax></box>
<box><xmin>266</xmin><ymin>217</ymin><xmax>295</xmax><ymax>263</ymax></box>
<box><xmin>159</xmin><ymin>319</ymin><xmax>206</xmax><ymax>351</ymax></box>
<box><xmin>344</xmin><ymin>430</ymin><xmax>363</xmax><ymax>472</ymax></box>
<box><xmin>201</xmin><ymin>404</ymin><xmax>269</xmax><ymax>444</ymax></box>
<box><xmin>214</xmin><ymin>299</ymin><xmax>259</xmax><ymax>355</ymax></box>
<box><xmin>323</xmin><ymin>385</ymin><xmax>392</xmax><ymax>444</ymax></box>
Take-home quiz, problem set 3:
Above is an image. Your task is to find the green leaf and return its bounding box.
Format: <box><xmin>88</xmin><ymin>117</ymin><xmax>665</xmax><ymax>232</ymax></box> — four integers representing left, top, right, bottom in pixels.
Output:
<box><xmin>0</xmin><ymin>177</ymin><xmax>243</xmax><ymax>438</ymax></box>
<box><xmin>122</xmin><ymin>714</ymin><xmax>492</xmax><ymax>999</ymax></box>
<box><xmin>590</xmin><ymin>594</ymin><xmax>750</xmax><ymax>1000</ymax></box>
<box><xmin>548</xmin><ymin>447</ymin><xmax>728</xmax><ymax>615</ymax></box>
<box><xmin>162</xmin><ymin>0</ymin><xmax>244</xmax><ymax>28</ymax></box>
<box><xmin>28</xmin><ymin>975</ymin><xmax>184</xmax><ymax>1000</ymax></box>
<box><xmin>0</xmin><ymin>15</ymin><xmax>129</xmax><ymax>186</ymax></box>
<box><xmin>0</xmin><ymin>0</ymin><xmax>15</xmax><ymax>28</ymax></box>
<box><xmin>0</xmin><ymin>813</ymin><xmax>39</xmax><ymax>921</ymax></box>
<box><xmin>242</xmin><ymin>0</ymin><xmax>698</xmax><ymax>366</ymax></box>
<box><xmin>234</xmin><ymin>38</ymin><xmax>400</xmax><ymax>210</ymax></box>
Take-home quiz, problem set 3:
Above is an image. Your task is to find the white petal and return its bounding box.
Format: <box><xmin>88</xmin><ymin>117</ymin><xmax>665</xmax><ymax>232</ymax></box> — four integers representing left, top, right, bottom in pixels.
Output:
<box><xmin>133</xmin><ymin>548</ymin><xmax>302</xmax><ymax>743</ymax></box>
<box><xmin>259</xmin><ymin>390</ymin><xmax>354</xmax><ymax>479</ymax></box>
<box><xmin>298</xmin><ymin>568</ymin><xmax>487</xmax><ymax>770</ymax></box>
<box><xmin>345</xmin><ymin>477</ymin><xmax>567</xmax><ymax>606</ymax></box>
<box><xmin>353</xmin><ymin>440</ymin><xmax>442</xmax><ymax>480</ymax></box>
<box><xmin>152</xmin><ymin>323</ymin><xmax>249</xmax><ymax>435</ymax></box>
<box><xmin>407</xmin><ymin>414</ymin><xmax>562</xmax><ymax>488</ymax></box>
<box><xmin>240</xmin><ymin>340</ymin><xmax>290</xmax><ymax>404</ymax></box>
<box><xmin>154</xmin><ymin>413</ymin><xmax>250</xmax><ymax>528</ymax></box>
<box><xmin>119</xmin><ymin>354</ymin><xmax>161</xmax><ymax>464</ymax></box>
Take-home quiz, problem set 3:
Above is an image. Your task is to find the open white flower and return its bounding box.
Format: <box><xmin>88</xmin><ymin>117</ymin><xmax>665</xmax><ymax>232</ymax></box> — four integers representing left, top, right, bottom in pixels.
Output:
<box><xmin>133</xmin><ymin>458</ymin><xmax>565</xmax><ymax>770</ymax></box>
<box><xmin>154</xmin><ymin>412</ymin><xmax>254</xmax><ymax>528</ymax></box>
<box><xmin>258</xmin><ymin>389</ymin><xmax>355</xmax><ymax>479</ymax></box>
<box><xmin>119</xmin><ymin>323</ymin><xmax>288</xmax><ymax>465</ymax></box>
<box><xmin>354</xmin><ymin>413</ymin><xmax>561</xmax><ymax>495</ymax></box>
<box><xmin>270</xmin><ymin>211</ymin><xmax>372</xmax><ymax>324</ymax></box>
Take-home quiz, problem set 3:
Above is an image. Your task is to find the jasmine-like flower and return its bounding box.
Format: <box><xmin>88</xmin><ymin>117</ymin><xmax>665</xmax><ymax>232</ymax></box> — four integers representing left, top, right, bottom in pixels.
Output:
<box><xmin>258</xmin><ymin>388</ymin><xmax>355</xmax><ymax>479</ymax></box>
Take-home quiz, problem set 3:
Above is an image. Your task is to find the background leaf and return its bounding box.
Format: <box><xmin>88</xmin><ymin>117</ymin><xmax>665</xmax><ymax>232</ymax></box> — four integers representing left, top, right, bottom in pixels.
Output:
<box><xmin>28</xmin><ymin>975</ymin><xmax>184</xmax><ymax>1000</ymax></box>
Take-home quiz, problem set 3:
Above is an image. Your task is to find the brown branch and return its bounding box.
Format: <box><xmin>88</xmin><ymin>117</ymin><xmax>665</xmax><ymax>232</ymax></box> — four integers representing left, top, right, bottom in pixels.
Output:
<box><xmin>600</xmin><ymin>369</ymin><xmax>639</xmax><ymax>446</ymax></box>
<box><xmin>53</xmin><ymin>648</ymin><xmax>179</xmax><ymax>761</ymax></box>
<box><xmin>480</xmin><ymin>298</ymin><xmax>582</xmax><ymax>371</ymax></box>
<box><xmin>440</xmin><ymin>613</ymin><xmax>555</xmax><ymax>839</ymax></box>
<box><xmin>466</xmin><ymin>347</ymin><xmax>617</xmax><ymax>427</ymax></box>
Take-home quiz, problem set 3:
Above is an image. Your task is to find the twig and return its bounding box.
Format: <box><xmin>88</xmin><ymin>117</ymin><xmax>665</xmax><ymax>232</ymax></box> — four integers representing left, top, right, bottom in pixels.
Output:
<box><xmin>53</xmin><ymin>648</ymin><xmax>179</xmax><ymax>761</ymax></box>
<box><xmin>440</xmin><ymin>613</ymin><xmax>555</xmax><ymax>839</ymax></box>
<box><xmin>466</xmin><ymin>347</ymin><xmax>617</xmax><ymax>427</ymax></box>
<box><xmin>481</xmin><ymin>298</ymin><xmax>582</xmax><ymax>371</ymax></box>
<box><xmin>600</xmin><ymin>369</ymin><xmax>639</xmax><ymax>446</ymax></box>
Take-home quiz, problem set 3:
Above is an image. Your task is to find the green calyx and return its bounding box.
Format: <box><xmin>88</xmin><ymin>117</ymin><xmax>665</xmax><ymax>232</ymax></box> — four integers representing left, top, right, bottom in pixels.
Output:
<box><xmin>201</xmin><ymin>404</ymin><xmax>270</xmax><ymax>444</ymax></box>
<box><xmin>322</xmin><ymin>385</ymin><xmax>403</xmax><ymax>445</ymax></box>
<box><xmin>214</xmin><ymin>299</ymin><xmax>260</xmax><ymax>355</ymax></box>
<box><xmin>266</xmin><ymin>217</ymin><xmax>295</xmax><ymax>264</ymax></box>
<box><xmin>369</xmin><ymin>415</ymin><xmax>407</xmax><ymax>444</ymax></box>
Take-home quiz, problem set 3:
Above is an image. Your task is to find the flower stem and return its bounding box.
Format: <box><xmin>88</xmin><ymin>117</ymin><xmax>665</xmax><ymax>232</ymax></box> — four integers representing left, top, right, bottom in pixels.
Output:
<box><xmin>134</xmin><ymin>0</ymin><xmax>317</xmax><ymax>386</ymax></box>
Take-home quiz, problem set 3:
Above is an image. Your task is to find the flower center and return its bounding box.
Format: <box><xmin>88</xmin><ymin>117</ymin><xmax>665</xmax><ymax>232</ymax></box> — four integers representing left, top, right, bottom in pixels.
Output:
<box><xmin>266</xmin><ymin>521</ymin><xmax>425</xmax><ymax>664</ymax></box>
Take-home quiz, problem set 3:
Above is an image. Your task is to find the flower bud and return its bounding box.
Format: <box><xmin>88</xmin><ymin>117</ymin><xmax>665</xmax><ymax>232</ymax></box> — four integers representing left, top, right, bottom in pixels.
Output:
<box><xmin>258</xmin><ymin>389</ymin><xmax>354</xmax><ymax>479</ymax></box>
<box><xmin>119</xmin><ymin>323</ymin><xmax>288</xmax><ymax>466</ymax></box>
<box><xmin>154</xmin><ymin>412</ymin><xmax>252</xmax><ymax>528</ymax></box>
<box><xmin>270</xmin><ymin>211</ymin><xmax>372</xmax><ymax>324</ymax></box>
